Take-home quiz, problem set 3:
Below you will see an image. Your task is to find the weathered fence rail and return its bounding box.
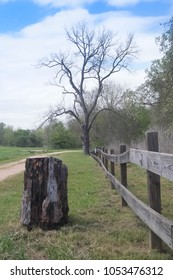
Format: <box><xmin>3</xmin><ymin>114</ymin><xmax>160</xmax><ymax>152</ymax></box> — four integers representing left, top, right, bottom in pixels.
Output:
<box><xmin>91</xmin><ymin>132</ymin><xmax>173</xmax><ymax>251</ymax></box>
<box><xmin>94</xmin><ymin>148</ymin><xmax>173</xmax><ymax>181</ymax></box>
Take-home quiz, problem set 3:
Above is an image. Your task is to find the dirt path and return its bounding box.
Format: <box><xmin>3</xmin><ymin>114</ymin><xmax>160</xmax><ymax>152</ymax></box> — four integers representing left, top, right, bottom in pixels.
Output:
<box><xmin>0</xmin><ymin>160</ymin><xmax>25</xmax><ymax>181</ymax></box>
<box><xmin>0</xmin><ymin>150</ymin><xmax>81</xmax><ymax>182</ymax></box>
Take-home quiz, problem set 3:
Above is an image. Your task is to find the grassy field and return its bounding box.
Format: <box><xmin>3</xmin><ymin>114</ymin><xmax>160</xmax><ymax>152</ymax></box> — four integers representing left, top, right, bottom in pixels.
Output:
<box><xmin>0</xmin><ymin>146</ymin><xmax>51</xmax><ymax>164</ymax></box>
<box><xmin>0</xmin><ymin>150</ymin><xmax>173</xmax><ymax>259</ymax></box>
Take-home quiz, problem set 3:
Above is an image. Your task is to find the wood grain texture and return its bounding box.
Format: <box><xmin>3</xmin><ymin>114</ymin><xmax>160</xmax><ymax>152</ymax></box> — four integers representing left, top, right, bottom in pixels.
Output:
<box><xmin>91</xmin><ymin>152</ymin><xmax>173</xmax><ymax>250</ymax></box>
<box><xmin>96</xmin><ymin>148</ymin><xmax>130</xmax><ymax>164</ymax></box>
<box><xmin>21</xmin><ymin>157</ymin><xmax>69</xmax><ymax>230</ymax></box>
<box><xmin>146</xmin><ymin>131</ymin><xmax>162</xmax><ymax>250</ymax></box>
<box><xmin>95</xmin><ymin>148</ymin><xmax>173</xmax><ymax>183</ymax></box>
<box><xmin>130</xmin><ymin>149</ymin><xmax>173</xmax><ymax>182</ymax></box>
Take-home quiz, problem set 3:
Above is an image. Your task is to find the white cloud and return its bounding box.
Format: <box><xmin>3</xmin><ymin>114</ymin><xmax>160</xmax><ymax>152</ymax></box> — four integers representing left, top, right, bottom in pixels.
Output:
<box><xmin>0</xmin><ymin>8</ymin><xmax>93</xmax><ymax>128</ymax></box>
<box><xmin>107</xmin><ymin>0</ymin><xmax>140</xmax><ymax>6</ymax></box>
<box><xmin>106</xmin><ymin>0</ymin><xmax>161</xmax><ymax>7</ymax></box>
<box><xmin>31</xmin><ymin>0</ymin><xmax>96</xmax><ymax>7</ymax></box>
<box><xmin>0</xmin><ymin>7</ymin><xmax>170</xmax><ymax>129</ymax></box>
<box><xmin>30</xmin><ymin>0</ymin><xmax>160</xmax><ymax>8</ymax></box>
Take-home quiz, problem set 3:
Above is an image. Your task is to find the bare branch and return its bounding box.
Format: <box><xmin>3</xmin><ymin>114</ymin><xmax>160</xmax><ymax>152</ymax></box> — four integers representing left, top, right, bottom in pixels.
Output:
<box><xmin>39</xmin><ymin>21</ymin><xmax>137</xmax><ymax>153</ymax></box>
<box><xmin>88</xmin><ymin>107</ymin><xmax>128</xmax><ymax>132</ymax></box>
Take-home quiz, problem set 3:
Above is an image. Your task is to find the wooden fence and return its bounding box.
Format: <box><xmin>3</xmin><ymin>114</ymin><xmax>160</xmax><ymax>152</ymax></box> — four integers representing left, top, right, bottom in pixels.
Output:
<box><xmin>91</xmin><ymin>132</ymin><xmax>173</xmax><ymax>251</ymax></box>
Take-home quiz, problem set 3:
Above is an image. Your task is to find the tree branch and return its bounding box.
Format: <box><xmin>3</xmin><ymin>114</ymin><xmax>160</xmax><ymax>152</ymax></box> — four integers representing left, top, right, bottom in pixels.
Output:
<box><xmin>88</xmin><ymin>107</ymin><xmax>128</xmax><ymax>132</ymax></box>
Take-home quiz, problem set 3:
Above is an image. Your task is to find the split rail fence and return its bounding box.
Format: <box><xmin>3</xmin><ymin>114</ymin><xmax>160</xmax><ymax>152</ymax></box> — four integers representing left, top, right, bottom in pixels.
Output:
<box><xmin>91</xmin><ymin>132</ymin><xmax>173</xmax><ymax>251</ymax></box>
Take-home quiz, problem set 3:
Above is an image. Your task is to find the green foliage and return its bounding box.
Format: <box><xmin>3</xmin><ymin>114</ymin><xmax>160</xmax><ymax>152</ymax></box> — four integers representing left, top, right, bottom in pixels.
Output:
<box><xmin>139</xmin><ymin>17</ymin><xmax>173</xmax><ymax>125</ymax></box>
<box><xmin>13</xmin><ymin>129</ymin><xmax>42</xmax><ymax>147</ymax></box>
<box><xmin>120</xmin><ymin>93</ymin><xmax>151</xmax><ymax>143</ymax></box>
<box><xmin>0</xmin><ymin>123</ymin><xmax>5</xmax><ymax>144</ymax></box>
<box><xmin>0</xmin><ymin>121</ymin><xmax>81</xmax><ymax>149</ymax></box>
<box><xmin>2</xmin><ymin>125</ymin><xmax>15</xmax><ymax>146</ymax></box>
<box><xmin>90</xmin><ymin>89</ymin><xmax>150</xmax><ymax>146</ymax></box>
<box><xmin>0</xmin><ymin>123</ymin><xmax>43</xmax><ymax>147</ymax></box>
<box><xmin>45</xmin><ymin>121</ymin><xmax>81</xmax><ymax>149</ymax></box>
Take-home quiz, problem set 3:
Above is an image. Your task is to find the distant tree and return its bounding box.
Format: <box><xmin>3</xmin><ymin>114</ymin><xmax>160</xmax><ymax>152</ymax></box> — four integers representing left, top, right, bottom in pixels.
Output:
<box><xmin>28</xmin><ymin>130</ymin><xmax>43</xmax><ymax>147</ymax></box>
<box><xmin>90</xmin><ymin>82</ymin><xmax>127</xmax><ymax>146</ymax></box>
<box><xmin>91</xmin><ymin>89</ymin><xmax>150</xmax><ymax>146</ymax></box>
<box><xmin>120</xmin><ymin>90</ymin><xmax>150</xmax><ymax>142</ymax></box>
<box><xmin>2</xmin><ymin>125</ymin><xmax>14</xmax><ymax>146</ymax></box>
<box><xmin>0</xmin><ymin>123</ymin><xmax>44</xmax><ymax>148</ymax></box>
<box><xmin>13</xmin><ymin>129</ymin><xmax>43</xmax><ymax>147</ymax></box>
<box><xmin>34</xmin><ymin>129</ymin><xmax>44</xmax><ymax>147</ymax></box>
<box><xmin>0</xmin><ymin>122</ymin><xmax>5</xmax><ymax>145</ymax></box>
<box><xmin>139</xmin><ymin>17</ymin><xmax>173</xmax><ymax>125</ymax></box>
<box><xmin>40</xmin><ymin>21</ymin><xmax>137</xmax><ymax>154</ymax></box>
<box><xmin>67</xmin><ymin>118</ymin><xmax>82</xmax><ymax>147</ymax></box>
<box><xmin>50</xmin><ymin>122</ymin><xmax>70</xmax><ymax>149</ymax></box>
<box><xmin>14</xmin><ymin>129</ymin><xmax>30</xmax><ymax>147</ymax></box>
<box><xmin>44</xmin><ymin>121</ymin><xmax>81</xmax><ymax>149</ymax></box>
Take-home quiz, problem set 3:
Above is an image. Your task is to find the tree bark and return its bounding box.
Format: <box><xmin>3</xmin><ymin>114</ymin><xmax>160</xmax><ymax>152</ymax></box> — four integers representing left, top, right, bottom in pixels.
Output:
<box><xmin>21</xmin><ymin>157</ymin><xmax>69</xmax><ymax>230</ymax></box>
<box><xmin>82</xmin><ymin>125</ymin><xmax>90</xmax><ymax>155</ymax></box>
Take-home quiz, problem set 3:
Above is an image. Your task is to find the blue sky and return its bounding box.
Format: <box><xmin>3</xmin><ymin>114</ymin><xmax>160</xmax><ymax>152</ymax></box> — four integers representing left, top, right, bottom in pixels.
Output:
<box><xmin>0</xmin><ymin>0</ymin><xmax>172</xmax><ymax>128</ymax></box>
<box><xmin>0</xmin><ymin>0</ymin><xmax>171</xmax><ymax>33</ymax></box>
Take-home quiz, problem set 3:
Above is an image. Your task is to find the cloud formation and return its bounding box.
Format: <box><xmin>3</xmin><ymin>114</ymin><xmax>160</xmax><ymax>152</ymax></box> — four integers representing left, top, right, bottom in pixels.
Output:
<box><xmin>30</xmin><ymin>0</ymin><xmax>161</xmax><ymax>8</ymax></box>
<box><xmin>107</xmin><ymin>0</ymin><xmax>140</xmax><ymax>6</ymax></box>
<box><xmin>0</xmin><ymin>2</ymin><xmax>170</xmax><ymax>129</ymax></box>
<box><xmin>31</xmin><ymin>0</ymin><xmax>96</xmax><ymax>7</ymax></box>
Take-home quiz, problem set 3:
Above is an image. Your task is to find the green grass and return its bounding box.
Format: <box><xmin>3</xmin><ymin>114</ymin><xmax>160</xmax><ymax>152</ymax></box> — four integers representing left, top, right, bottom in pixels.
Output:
<box><xmin>0</xmin><ymin>146</ymin><xmax>48</xmax><ymax>164</ymax></box>
<box><xmin>0</xmin><ymin>151</ymin><xmax>173</xmax><ymax>259</ymax></box>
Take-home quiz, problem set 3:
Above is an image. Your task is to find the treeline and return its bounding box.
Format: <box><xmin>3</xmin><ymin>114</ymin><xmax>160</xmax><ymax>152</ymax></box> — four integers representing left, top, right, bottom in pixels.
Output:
<box><xmin>0</xmin><ymin>87</ymin><xmax>151</xmax><ymax>149</ymax></box>
<box><xmin>136</xmin><ymin>17</ymin><xmax>173</xmax><ymax>127</ymax></box>
<box><xmin>0</xmin><ymin>95</ymin><xmax>150</xmax><ymax>149</ymax></box>
<box><xmin>80</xmin><ymin>84</ymin><xmax>145</xmax><ymax>147</ymax></box>
<box><xmin>0</xmin><ymin>121</ymin><xmax>81</xmax><ymax>149</ymax></box>
<box><xmin>0</xmin><ymin>124</ymin><xmax>43</xmax><ymax>147</ymax></box>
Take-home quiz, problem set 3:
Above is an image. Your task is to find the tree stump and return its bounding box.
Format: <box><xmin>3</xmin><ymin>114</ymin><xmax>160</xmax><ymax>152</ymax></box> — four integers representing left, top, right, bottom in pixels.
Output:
<box><xmin>21</xmin><ymin>157</ymin><xmax>69</xmax><ymax>230</ymax></box>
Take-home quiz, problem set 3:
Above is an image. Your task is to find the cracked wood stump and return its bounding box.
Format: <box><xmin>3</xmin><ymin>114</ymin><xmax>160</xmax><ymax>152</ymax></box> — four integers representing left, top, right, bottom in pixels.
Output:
<box><xmin>21</xmin><ymin>157</ymin><xmax>69</xmax><ymax>230</ymax></box>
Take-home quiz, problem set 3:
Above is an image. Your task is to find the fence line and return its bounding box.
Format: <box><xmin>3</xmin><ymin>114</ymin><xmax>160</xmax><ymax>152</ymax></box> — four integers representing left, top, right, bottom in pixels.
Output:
<box><xmin>94</xmin><ymin>148</ymin><xmax>173</xmax><ymax>182</ymax></box>
<box><xmin>91</xmin><ymin>132</ymin><xmax>173</xmax><ymax>251</ymax></box>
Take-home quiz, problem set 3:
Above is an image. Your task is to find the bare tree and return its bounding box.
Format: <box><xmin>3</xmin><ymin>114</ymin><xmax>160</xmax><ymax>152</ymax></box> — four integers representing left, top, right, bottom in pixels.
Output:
<box><xmin>41</xmin><ymin>21</ymin><xmax>137</xmax><ymax>154</ymax></box>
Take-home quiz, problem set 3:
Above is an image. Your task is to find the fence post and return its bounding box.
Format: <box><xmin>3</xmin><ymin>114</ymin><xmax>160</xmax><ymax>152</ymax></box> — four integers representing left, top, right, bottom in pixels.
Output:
<box><xmin>97</xmin><ymin>148</ymin><xmax>101</xmax><ymax>159</ymax></box>
<box><xmin>110</xmin><ymin>149</ymin><xmax>115</xmax><ymax>189</ymax></box>
<box><xmin>146</xmin><ymin>132</ymin><xmax>162</xmax><ymax>251</ymax></box>
<box><xmin>102</xmin><ymin>147</ymin><xmax>105</xmax><ymax>166</ymax></box>
<box><xmin>105</xmin><ymin>149</ymin><xmax>108</xmax><ymax>171</ymax></box>
<box><xmin>120</xmin><ymin>144</ymin><xmax>128</xmax><ymax>207</ymax></box>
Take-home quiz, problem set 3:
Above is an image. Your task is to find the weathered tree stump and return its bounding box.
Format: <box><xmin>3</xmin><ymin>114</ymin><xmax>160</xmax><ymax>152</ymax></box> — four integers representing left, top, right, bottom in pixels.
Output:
<box><xmin>21</xmin><ymin>157</ymin><xmax>69</xmax><ymax>230</ymax></box>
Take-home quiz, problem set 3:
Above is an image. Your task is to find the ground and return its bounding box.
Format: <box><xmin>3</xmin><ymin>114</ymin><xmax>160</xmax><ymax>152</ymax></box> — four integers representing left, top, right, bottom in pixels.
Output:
<box><xmin>0</xmin><ymin>151</ymin><xmax>79</xmax><ymax>181</ymax></box>
<box><xmin>0</xmin><ymin>160</ymin><xmax>25</xmax><ymax>181</ymax></box>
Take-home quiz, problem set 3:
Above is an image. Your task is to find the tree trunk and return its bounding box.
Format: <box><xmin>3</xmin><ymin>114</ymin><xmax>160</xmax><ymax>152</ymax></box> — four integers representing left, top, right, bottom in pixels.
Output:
<box><xmin>21</xmin><ymin>157</ymin><xmax>69</xmax><ymax>230</ymax></box>
<box><xmin>82</xmin><ymin>125</ymin><xmax>90</xmax><ymax>155</ymax></box>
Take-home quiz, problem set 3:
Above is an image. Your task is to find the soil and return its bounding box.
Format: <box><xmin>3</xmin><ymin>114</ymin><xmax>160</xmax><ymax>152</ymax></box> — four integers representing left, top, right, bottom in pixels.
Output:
<box><xmin>0</xmin><ymin>160</ymin><xmax>25</xmax><ymax>181</ymax></box>
<box><xmin>0</xmin><ymin>150</ymin><xmax>80</xmax><ymax>182</ymax></box>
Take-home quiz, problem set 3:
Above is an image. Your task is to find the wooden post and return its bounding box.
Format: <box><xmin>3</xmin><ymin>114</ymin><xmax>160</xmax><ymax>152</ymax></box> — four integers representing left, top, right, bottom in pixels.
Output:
<box><xmin>95</xmin><ymin>147</ymin><xmax>100</xmax><ymax>158</ymax></box>
<box><xmin>146</xmin><ymin>132</ymin><xmax>162</xmax><ymax>250</ymax></box>
<box><xmin>21</xmin><ymin>157</ymin><xmax>69</xmax><ymax>230</ymax></box>
<box><xmin>98</xmin><ymin>149</ymin><xmax>101</xmax><ymax>159</ymax></box>
<box><xmin>96</xmin><ymin>148</ymin><xmax>100</xmax><ymax>159</ymax></box>
<box><xmin>110</xmin><ymin>149</ymin><xmax>115</xmax><ymax>189</ymax></box>
<box><xmin>102</xmin><ymin>147</ymin><xmax>105</xmax><ymax>166</ymax></box>
<box><xmin>105</xmin><ymin>149</ymin><xmax>108</xmax><ymax>171</ymax></box>
<box><xmin>120</xmin><ymin>144</ymin><xmax>127</xmax><ymax>207</ymax></box>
